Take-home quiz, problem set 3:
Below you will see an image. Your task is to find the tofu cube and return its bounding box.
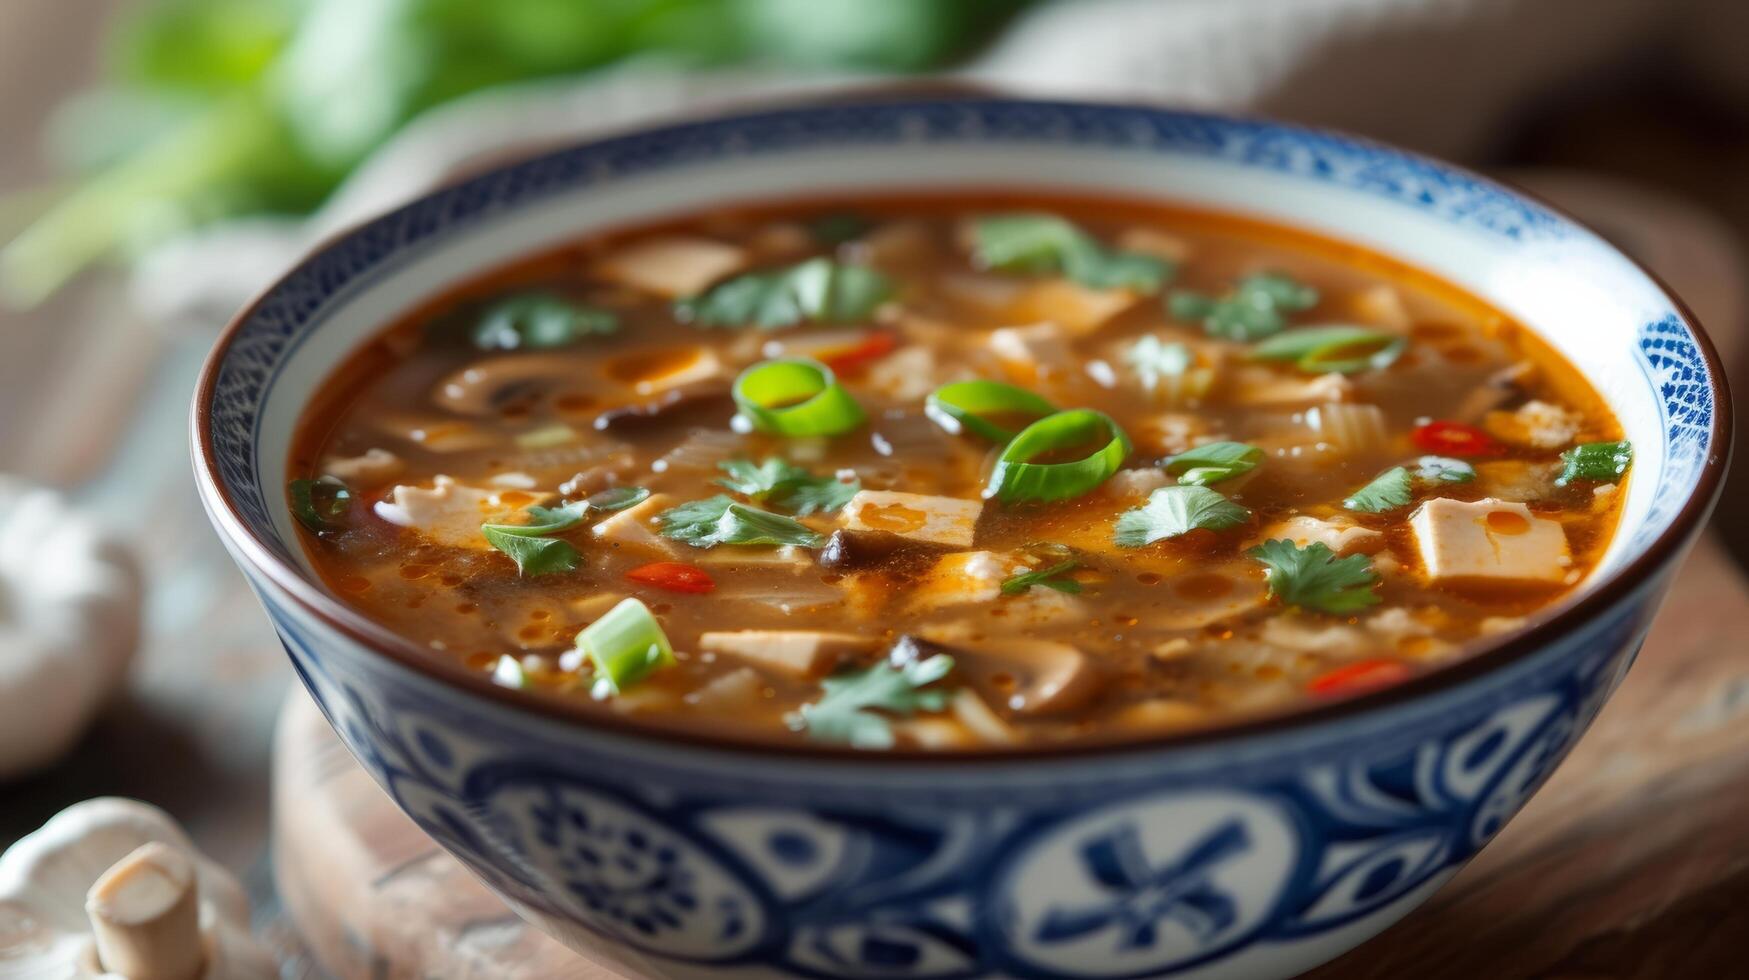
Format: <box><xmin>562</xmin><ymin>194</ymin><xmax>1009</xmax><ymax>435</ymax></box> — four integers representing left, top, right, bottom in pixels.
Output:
<box><xmin>910</xmin><ymin>551</ymin><xmax>1020</xmax><ymax>610</ymax></box>
<box><xmin>373</xmin><ymin>477</ymin><xmax>537</xmax><ymax>549</ymax></box>
<box><xmin>1409</xmin><ymin>497</ymin><xmax>1570</xmax><ymax>586</ymax></box>
<box><xmin>841</xmin><ymin>490</ymin><xmax>981</xmax><ymax>548</ymax></box>
<box><xmin>697</xmin><ymin>630</ymin><xmax>878</xmax><ymax>678</ymax></box>
<box><xmin>590</xmin><ymin>493</ymin><xmax>676</xmax><ymax>557</ymax></box>
<box><xmin>1257</xmin><ymin>515</ymin><xmax>1385</xmax><ymax>556</ymax></box>
<box><xmin>593</xmin><ymin>235</ymin><xmax>747</xmax><ymax>298</ymax></box>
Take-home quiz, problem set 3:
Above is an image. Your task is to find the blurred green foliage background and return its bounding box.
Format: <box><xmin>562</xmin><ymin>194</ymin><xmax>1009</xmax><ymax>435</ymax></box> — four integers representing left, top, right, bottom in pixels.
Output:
<box><xmin>2</xmin><ymin>0</ymin><xmax>1037</xmax><ymax>306</ymax></box>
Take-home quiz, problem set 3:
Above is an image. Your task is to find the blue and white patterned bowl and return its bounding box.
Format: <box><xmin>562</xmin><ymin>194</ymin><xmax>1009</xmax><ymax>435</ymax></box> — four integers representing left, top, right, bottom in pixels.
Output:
<box><xmin>193</xmin><ymin>98</ymin><xmax>1728</xmax><ymax>979</ymax></box>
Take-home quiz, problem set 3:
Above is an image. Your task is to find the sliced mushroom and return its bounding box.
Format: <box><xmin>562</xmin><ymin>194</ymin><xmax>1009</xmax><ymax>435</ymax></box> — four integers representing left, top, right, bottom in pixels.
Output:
<box><xmin>901</xmin><ymin>634</ymin><xmax>1105</xmax><ymax>718</ymax></box>
<box><xmin>432</xmin><ymin>353</ymin><xmax>585</xmax><ymax>417</ymax></box>
<box><xmin>591</xmin><ymin>382</ymin><xmax>735</xmax><ymax>434</ymax></box>
<box><xmin>817</xmin><ymin>529</ymin><xmax>910</xmax><ymax>570</ymax></box>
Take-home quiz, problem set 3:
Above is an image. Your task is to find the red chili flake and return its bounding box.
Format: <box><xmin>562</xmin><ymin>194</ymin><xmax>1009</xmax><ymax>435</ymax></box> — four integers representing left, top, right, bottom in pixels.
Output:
<box><xmin>1308</xmin><ymin>659</ymin><xmax>1412</xmax><ymax>697</ymax></box>
<box><xmin>1410</xmin><ymin>420</ymin><xmax>1503</xmax><ymax>457</ymax></box>
<box><xmin>626</xmin><ymin>562</ymin><xmax>716</xmax><ymax>595</ymax></box>
<box><xmin>819</xmin><ymin>331</ymin><xmax>899</xmax><ymax>375</ymax></box>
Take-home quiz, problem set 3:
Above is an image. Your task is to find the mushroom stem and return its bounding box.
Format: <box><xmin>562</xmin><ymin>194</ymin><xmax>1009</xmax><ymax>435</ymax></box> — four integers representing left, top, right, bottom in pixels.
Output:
<box><xmin>85</xmin><ymin>842</ymin><xmax>206</xmax><ymax>980</ymax></box>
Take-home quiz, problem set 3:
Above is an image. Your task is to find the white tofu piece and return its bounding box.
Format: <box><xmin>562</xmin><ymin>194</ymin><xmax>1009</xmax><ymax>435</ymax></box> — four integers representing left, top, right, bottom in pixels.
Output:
<box><xmin>1409</xmin><ymin>497</ymin><xmax>1571</xmax><ymax>586</ymax></box>
<box><xmin>1116</xmin><ymin>227</ymin><xmax>1192</xmax><ymax>263</ymax></box>
<box><xmin>1257</xmin><ymin>515</ymin><xmax>1386</xmax><ymax>555</ymax></box>
<box><xmin>1008</xmin><ymin>280</ymin><xmax>1137</xmax><ymax>335</ymax></box>
<box><xmin>1101</xmin><ymin>468</ymin><xmax>1171</xmax><ymax>501</ymax></box>
<box><xmin>690</xmin><ymin>545</ymin><xmax>813</xmax><ymax>570</ymax></box>
<box><xmin>373</xmin><ymin>477</ymin><xmax>537</xmax><ymax>549</ymax></box>
<box><xmin>841</xmin><ymin>490</ymin><xmax>981</xmax><ymax>548</ymax></box>
<box><xmin>593</xmin><ymin>235</ymin><xmax>748</xmax><ymax>298</ymax></box>
<box><xmin>697</xmin><ymin>630</ymin><xmax>877</xmax><ymax>678</ymax></box>
<box><xmin>321</xmin><ymin>448</ymin><xmax>404</xmax><ymax>486</ymax></box>
<box><xmin>590</xmin><ymin>493</ymin><xmax>676</xmax><ymax>557</ymax></box>
<box><xmin>1485</xmin><ymin>400</ymin><xmax>1583</xmax><ymax>449</ymax></box>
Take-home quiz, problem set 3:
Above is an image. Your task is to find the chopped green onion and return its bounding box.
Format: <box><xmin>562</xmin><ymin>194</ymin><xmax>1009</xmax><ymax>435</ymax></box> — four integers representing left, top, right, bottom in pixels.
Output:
<box><xmin>1414</xmin><ymin>456</ymin><xmax>1475</xmax><ymax>483</ymax></box>
<box><xmin>1114</xmin><ymin>485</ymin><xmax>1251</xmax><ymax>547</ymax></box>
<box><xmin>655</xmin><ymin>495</ymin><xmax>827</xmax><ymax>549</ymax></box>
<box><xmin>1556</xmin><ymin>440</ymin><xmax>1633</xmax><ymax>486</ymax></box>
<box><xmin>1344</xmin><ymin>466</ymin><xmax>1413</xmax><ymax>513</ymax></box>
<box><xmin>1001</xmin><ymin>559</ymin><xmax>1083</xmax><ymax>596</ymax></box>
<box><xmin>732</xmin><ymin>358</ymin><xmax>866</xmax><ymax>437</ymax></box>
<box><xmin>289</xmin><ymin>477</ymin><xmax>351</xmax><ymax>533</ymax></box>
<box><xmin>924</xmin><ymin>380</ymin><xmax>1057</xmax><ymax>443</ymax></box>
<box><xmin>1251</xmin><ymin>325</ymin><xmax>1406</xmax><ymax>374</ymax></box>
<box><xmin>574</xmin><ymin>598</ymin><xmax>675</xmax><ymax>699</ymax></box>
<box><xmin>513</xmin><ymin>424</ymin><xmax>579</xmax><ymax>450</ymax></box>
<box><xmin>1168</xmin><ymin>272</ymin><xmax>1318</xmax><ymax>342</ymax></box>
<box><xmin>471</xmin><ymin>292</ymin><xmax>617</xmax><ymax>350</ymax></box>
<box><xmin>481</xmin><ymin>528</ymin><xmax>580</xmax><ymax>576</ymax></box>
<box><xmin>1163</xmin><ymin>441</ymin><xmax>1263</xmax><ymax>486</ymax></box>
<box><xmin>984</xmin><ymin>409</ymin><xmax>1131</xmax><ymax>504</ymax></box>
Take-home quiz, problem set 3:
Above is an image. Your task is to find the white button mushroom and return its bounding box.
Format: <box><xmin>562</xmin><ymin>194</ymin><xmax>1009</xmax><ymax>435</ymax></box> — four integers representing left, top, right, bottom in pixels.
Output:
<box><xmin>0</xmin><ymin>798</ymin><xmax>274</xmax><ymax>979</ymax></box>
<box><xmin>0</xmin><ymin>477</ymin><xmax>142</xmax><ymax>780</ymax></box>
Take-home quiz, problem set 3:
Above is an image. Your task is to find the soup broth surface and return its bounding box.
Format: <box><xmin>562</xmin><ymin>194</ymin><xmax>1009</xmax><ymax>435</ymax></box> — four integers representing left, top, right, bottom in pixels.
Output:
<box><xmin>290</xmin><ymin>193</ymin><xmax>1627</xmax><ymax>750</ymax></box>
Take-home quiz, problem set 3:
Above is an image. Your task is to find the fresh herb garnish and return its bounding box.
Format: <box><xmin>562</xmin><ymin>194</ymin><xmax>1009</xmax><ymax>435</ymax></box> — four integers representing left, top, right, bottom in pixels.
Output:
<box><xmin>1001</xmin><ymin>559</ymin><xmax>1083</xmax><ymax>596</ymax></box>
<box><xmin>1343</xmin><ymin>466</ymin><xmax>1413</xmax><ymax>513</ymax></box>
<box><xmin>655</xmin><ymin>495</ymin><xmax>826</xmax><ymax>549</ymax></box>
<box><xmin>289</xmin><ymin>477</ymin><xmax>351</xmax><ymax>533</ymax></box>
<box><xmin>971</xmin><ymin>213</ymin><xmax>1172</xmax><ymax>292</ymax></box>
<box><xmin>584</xmin><ymin>486</ymin><xmax>652</xmax><ymax>513</ymax></box>
<box><xmin>1114</xmin><ymin>485</ymin><xmax>1251</xmax><ymax>547</ymax></box>
<box><xmin>471</xmin><ymin>292</ymin><xmax>617</xmax><ymax>350</ymax></box>
<box><xmin>1247</xmin><ymin>539</ymin><xmax>1381</xmax><ymax>614</ymax></box>
<box><xmin>1249</xmin><ymin>324</ymin><xmax>1406</xmax><ymax>374</ymax></box>
<box><xmin>785</xmin><ymin>647</ymin><xmax>956</xmax><ymax>749</ymax></box>
<box><xmin>574</xmin><ymin>598</ymin><xmax>675</xmax><ymax>700</ymax></box>
<box><xmin>1556</xmin><ymin>440</ymin><xmax>1633</xmax><ymax>486</ymax></box>
<box><xmin>485</xmin><ymin>501</ymin><xmax>590</xmax><ymax>537</ymax></box>
<box><xmin>1414</xmin><ymin>456</ymin><xmax>1476</xmax><ymax>483</ymax></box>
<box><xmin>1124</xmin><ymin>335</ymin><xmax>1194</xmax><ymax>391</ymax></box>
<box><xmin>1163</xmin><ymin>441</ymin><xmax>1263</xmax><ymax>486</ymax></box>
<box><xmin>1168</xmin><ymin>272</ymin><xmax>1319</xmax><ymax>342</ymax></box>
<box><xmin>716</xmin><ymin>458</ymin><xmax>860</xmax><ymax>516</ymax></box>
<box><xmin>676</xmin><ymin>258</ymin><xmax>891</xmax><ymax>329</ymax></box>
<box><xmin>480</xmin><ymin>528</ymin><xmax>580</xmax><ymax>577</ymax></box>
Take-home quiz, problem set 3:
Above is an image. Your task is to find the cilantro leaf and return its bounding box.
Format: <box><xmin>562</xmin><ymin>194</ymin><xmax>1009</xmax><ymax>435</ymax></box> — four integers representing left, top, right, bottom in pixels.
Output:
<box><xmin>1414</xmin><ymin>456</ymin><xmax>1476</xmax><ymax>484</ymax></box>
<box><xmin>1247</xmin><ymin>539</ymin><xmax>1380</xmax><ymax>614</ymax></box>
<box><xmin>676</xmin><ymin>258</ymin><xmax>891</xmax><ymax>329</ymax></box>
<box><xmin>583</xmin><ymin>486</ymin><xmax>651</xmax><ymax>513</ymax></box>
<box><xmin>715</xmin><ymin>458</ymin><xmax>861</xmax><ymax>516</ymax></box>
<box><xmin>1164</xmin><ymin>441</ymin><xmax>1262</xmax><ymax>486</ymax></box>
<box><xmin>471</xmin><ymin>292</ymin><xmax>617</xmax><ymax>350</ymax></box>
<box><xmin>1556</xmin><ymin>440</ymin><xmax>1632</xmax><ymax>486</ymax></box>
<box><xmin>1124</xmin><ymin>335</ymin><xmax>1193</xmax><ymax>391</ymax></box>
<box><xmin>971</xmin><ymin>213</ymin><xmax>1172</xmax><ymax>293</ymax></box>
<box><xmin>487</xmin><ymin>500</ymin><xmax>590</xmax><ymax>537</ymax></box>
<box><xmin>1115</xmin><ymin>485</ymin><xmax>1251</xmax><ymax>547</ymax></box>
<box><xmin>1001</xmin><ymin>559</ymin><xmax>1083</xmax><ymax>596</ymax></box>
<box><xmin>654</xmin><ymin>495</ymin><xmax>826</xmax><ymax>549</ymax></box>
<box><xmin>1168</xmin><ymin>272</ymin><xmax>1319</xmax><ymax>341</ymax></box>
<box><xmin>1344</xmin><ymin>466</ymin><xmax>1413</xmax><ymax>513</ymax></box>
<box><xmin>786</xmin><ymin>649</ymin><xmax>955</xmax><ymax>749</ymax></box>
<box><xmin>481</xmin><ymin>528</ymin><xmax>580</xmax><ymax>577</ymax></box>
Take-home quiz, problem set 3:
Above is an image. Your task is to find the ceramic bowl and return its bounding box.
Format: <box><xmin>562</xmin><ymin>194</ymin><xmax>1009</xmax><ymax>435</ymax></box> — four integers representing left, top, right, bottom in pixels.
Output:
<box><xmin>193</xmin><ymin>98</ymin><xmax>1728</xmax><ymax>980</ymax></box>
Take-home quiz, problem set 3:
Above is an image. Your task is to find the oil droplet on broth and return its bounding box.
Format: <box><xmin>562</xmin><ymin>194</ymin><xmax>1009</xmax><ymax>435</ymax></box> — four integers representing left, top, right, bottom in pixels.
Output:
<box><xmin>861</xmin><ymin>502</ymin><xmax>928</xmax><ymax>533</ymax></box>
<box><xmin>1486</xmin><ymin>510</ymin><xmax>1531</xmax><ymax>535</ymax></box>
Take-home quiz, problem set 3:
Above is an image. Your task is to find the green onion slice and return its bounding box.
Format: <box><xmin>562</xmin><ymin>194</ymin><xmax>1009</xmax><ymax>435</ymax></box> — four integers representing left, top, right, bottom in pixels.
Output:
<box><xmin>574</xmin><ymin>597</ymin><xmax>675</xmax><ymax>699</ymax></box>
<box><xmin>1163</xmin><ymin>441</ymin><xmax>1263</xmax><ymax>486</ymax></box>
<box><xmin>924</xmin><ymin>380</ymin><xmax>1057</xmax><ymax>443</ymax></box>
<box><xmin>984</xmin><ymin>409</ymin><xmax>1132</xmax><ymax>504</ymax></box>
<box><xmin>732</xmin><ymin>358</ymin><xmax>866</xmax><ymax>437</ymax></box>
<box><xmin>1252</xmin><ymin>325</ymin><xmax>1407</xmax><ymax>374</ymax></box>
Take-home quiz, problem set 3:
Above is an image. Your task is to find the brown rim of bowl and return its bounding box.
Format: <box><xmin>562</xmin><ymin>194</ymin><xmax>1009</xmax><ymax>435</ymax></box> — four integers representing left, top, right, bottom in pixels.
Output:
<box><xmin>191</xmin><ymin>93</ymin><xmax>1733</xmax><ymax>765</ymax></box>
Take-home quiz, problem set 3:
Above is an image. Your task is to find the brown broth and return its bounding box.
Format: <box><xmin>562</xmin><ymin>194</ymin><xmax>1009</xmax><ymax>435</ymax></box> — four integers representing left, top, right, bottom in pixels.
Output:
<box><xmin>289</xmin><ymin>192</ymin><xmax>1625</xmax><ymax>750</ymax></box>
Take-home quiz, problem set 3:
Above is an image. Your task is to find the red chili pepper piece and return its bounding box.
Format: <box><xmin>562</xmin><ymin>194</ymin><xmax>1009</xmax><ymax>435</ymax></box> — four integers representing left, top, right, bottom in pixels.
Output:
<box><xmin>819</xmin><ymin>331</ymin><xmax>898</xmax><ymax>375</ymax></box>
<box><xmin>1411</xmin><ymin>420</ymin><xmax>1502</xmax><ymax>457</ymax></box>
<box><xmin>626</xmin><ymin>561</ymin><xmax>716</xmax><ymax>594</ymax></box>
<box><xmin>1308</xmin><ymin>659</ymin><xmax>1412</xmax><ymax>697</ymax></box>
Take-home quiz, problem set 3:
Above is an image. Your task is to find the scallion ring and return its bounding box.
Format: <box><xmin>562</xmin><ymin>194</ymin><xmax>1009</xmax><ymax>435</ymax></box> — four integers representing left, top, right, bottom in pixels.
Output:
<box><xmin>983</xmin><ymin>409</ymin><xmax>1132</xmax><ymax>504</ymax></box>
<box><xmin>1251</xmin><ymin>325</ymin><xmax>1407</xmax><ymax>374</ymax></box>
<box><xmin>574</xmin><ymin>597</ymin><xmax>675</xmax><ymax>700</ymax></box>
<box><xmin>924</xmin><ymin>380</ymin><xmax>1058</xmax><ymax>443</ymax></box>
<box><xmin>732</xmin><ymin>358</ymin><xmax>866</xmax><ymax>437</ymax></box>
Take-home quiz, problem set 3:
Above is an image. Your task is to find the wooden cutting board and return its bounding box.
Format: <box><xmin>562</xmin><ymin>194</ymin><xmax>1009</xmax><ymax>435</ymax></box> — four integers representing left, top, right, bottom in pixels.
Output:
<box><xmin>273</xmin><ymin>533</ymin><xmax>1749</xmax><ymax>980</ymax></box>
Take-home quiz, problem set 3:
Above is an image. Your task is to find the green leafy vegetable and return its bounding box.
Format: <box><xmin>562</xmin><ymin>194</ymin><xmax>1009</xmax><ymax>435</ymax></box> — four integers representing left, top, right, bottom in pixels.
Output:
<box><xmin>1124</xmin><ymin>335</ymin><xmax>1194</xmax><ymax>391</ymax></box>
<box><xmin>785</xmin><ymin>647</ymin><xmax>955</xmax><ymax>749</ymax></box>
<box><xmin>1247</xmin><ymin>539</ymin><xmax>1381</xmax><ymax>614</ymax></box>
<box><xmin>574</xmin><ymin>597</ymin><xmax>674</xmax><ymax>700</ymax></box>
<box><xmin>1556</xmin><ymin>441</ymin><xmax>1633</xmax><ymax>486</ymax></box>
<box><xmin>1001</xmin><ymin>559</ymin><xmax>1083</xmax><ymax>596</ymax></box>
<box><xmin>1163</xmin><ymin>441</ymin><xmax>1262</xmax><ymax>486</ymax></box>
<box><xmin>481</xmin><ymin>527</ymin><xmax>580</xmax><ymax>576</ymax></box>
<box><xmin>970</xmin><ymin>213</ymin><xmax>1172</xmax><ymax>292</ymax></box>
<box><xmin>1250</xmin><ymin>324</ymin><xmax>1405</xmax><ymax>374</ymax></box>
<box><xmin>1344</xmin><ymin>466</ymin><xmax>1413</xmax><ymax>513</ymax></box>
<box><xmin>715</xmin><ymin>458</ymin><xmax>860</xmax><ymax>516</ymax></box>
<box><xmin>1168</xmin><ymin>272</ymin><xmax>1319</xmax><ymax>342</ymax></box>
<box><xmin>1114</xmin><ymin>485</ymin><xmax>1251</xmax><ymax>547</ymax></box>
<box><xmin>471</xmin><ymin>292</ymin><xmax>617</xmax><ymax>350</ymax></box>
<box><xmin>584</xmin><ymin>486</ymin><xmax>651</xmax><ymax>513</ymax></box>
<box><xmin>484</xmin><ymin>501</ymin><xmax>590</xmax><ymax>537</ymax></box>
<box><xmin>677</xmin><ymin>258</ymin><xmax>892</xmax><ymax>329</ymax></box>
<box><xmin>289</xmin><ymin>477</ymin><xmax>351</xmax><ymax>532</ymax></box>
<box><xmin>655</xmin><ymin>495</ymin><xmax>826</xmax><ymax>549</ymax></box>
<box><xmin>1414</xmin><ymin>456</ymin><xmax>1475</xmax><ymax>484</ymax></box>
